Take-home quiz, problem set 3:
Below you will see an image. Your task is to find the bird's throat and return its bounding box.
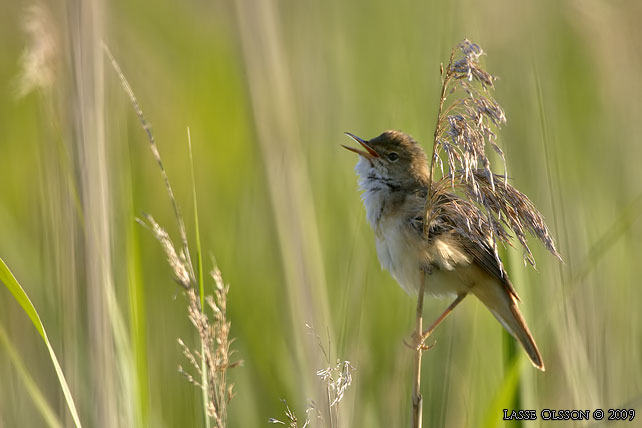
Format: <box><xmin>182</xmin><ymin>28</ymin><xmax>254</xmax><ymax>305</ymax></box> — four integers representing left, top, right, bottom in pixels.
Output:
<box><xmin>357</xmin><ymin>170</ymin><xmax>404</xmax><ymax>231</ymax></box>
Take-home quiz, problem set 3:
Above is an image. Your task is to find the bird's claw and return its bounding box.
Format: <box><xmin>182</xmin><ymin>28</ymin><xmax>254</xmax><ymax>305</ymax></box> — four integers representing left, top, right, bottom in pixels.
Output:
<box><xmin>403</xmin><ymin>331</ymin><xmax>436</xmax><ymax>351</ymax></box>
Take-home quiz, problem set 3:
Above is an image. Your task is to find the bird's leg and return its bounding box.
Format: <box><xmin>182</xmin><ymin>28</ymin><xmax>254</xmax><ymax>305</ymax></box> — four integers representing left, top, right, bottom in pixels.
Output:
<box><xmin>417</xmin><ymin>293</ymin><xmax>468</xmax><ymax>349</ymax></box>
<box><xmin>403</xmin><ymin>293</ymin><xmax>468</xmax><ymax>351</ymax></box>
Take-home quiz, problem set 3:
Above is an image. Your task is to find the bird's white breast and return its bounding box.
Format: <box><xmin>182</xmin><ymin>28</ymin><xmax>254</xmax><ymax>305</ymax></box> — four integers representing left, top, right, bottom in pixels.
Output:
<box><xmin>357</xmin><ymin>160</ymin><xmax>471</xmax><ymax>297</ymax></box>
<box><xmin>374</xmin><ymin>213</ymin><xmax>425</xmax><ymax>296</ymax></box>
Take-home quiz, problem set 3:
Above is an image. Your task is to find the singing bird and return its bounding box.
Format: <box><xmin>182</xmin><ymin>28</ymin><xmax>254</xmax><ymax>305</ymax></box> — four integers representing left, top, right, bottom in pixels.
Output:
<box><xmin>343</xmin><ymin>130</ymin><xmax>544</xmax><ymax>371</ymax></box>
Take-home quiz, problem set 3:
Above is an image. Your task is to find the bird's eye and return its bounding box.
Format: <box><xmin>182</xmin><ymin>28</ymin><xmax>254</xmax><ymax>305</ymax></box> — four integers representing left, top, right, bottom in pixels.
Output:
<box><xmin>387</xmin><ymin>152</ymin><xmax>399</xmax><ymax>162</ymax></box>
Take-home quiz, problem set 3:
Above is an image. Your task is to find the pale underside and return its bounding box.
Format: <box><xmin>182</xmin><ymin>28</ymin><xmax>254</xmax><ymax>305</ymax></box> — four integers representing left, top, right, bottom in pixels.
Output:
<box><xmin>369</xmin><ymin>191</ymin><xmax>525</xmax><ymax>345</ymax></box>
<box><xmin>375</xmin><ymin>212</ymin><xmax>473</xmax><ymax>298</ymax></box>
<box><xmin>358</xmin><ymin>157</ymin><xmax>477</xmax><ymax>298</ymax></box>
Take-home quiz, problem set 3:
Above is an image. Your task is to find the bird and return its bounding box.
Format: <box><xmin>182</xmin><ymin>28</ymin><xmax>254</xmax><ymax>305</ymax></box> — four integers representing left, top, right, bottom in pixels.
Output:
<box><xmin>342</xmin><ymin>129</ymin><xmax>545</xmax><ymax>371</ymax></box>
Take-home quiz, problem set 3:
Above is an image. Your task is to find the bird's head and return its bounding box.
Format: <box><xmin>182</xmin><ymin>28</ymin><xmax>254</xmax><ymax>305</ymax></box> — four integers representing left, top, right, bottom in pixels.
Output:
<box><xmin>342</xmin><ymin>130</ymin><xmax>429</xmax><ymax>187</ymax></box>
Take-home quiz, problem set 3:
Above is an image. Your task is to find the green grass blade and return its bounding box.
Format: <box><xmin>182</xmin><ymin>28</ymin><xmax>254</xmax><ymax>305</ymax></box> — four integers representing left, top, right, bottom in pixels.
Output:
<box><xmin>128</xmin><ymin>211</ymin><xmax>150</xmax><ymax>428</ymax></box>
<box><xmin>0</xmin><ymin>258</ymin><xmax>83</xmax><ymax>428</ymax></box>
<box><xmin>501</xmin><ymin>247</ymin><xmax>523</xmax><ymax>428</ymax></box>
<box><xmin>187</xmin><ymin>127</ymin><xmax>210</xmax><ymax>428</ymax></box>
<box><xmin>502</xmin><ymin>331</ymin><xmax>522</xmax><ymax>428</ymax></box>
<box><xmin>481</xmin><ymin>355</ymin><xmax>522</xmax><ymax>428</ymax></box>
<box><xmin>187</xmin><ymin>128</ymin><xmax>205</xmax><ymax>311</ymax></box>
<box><xmin>572</xmin><ymin>193</ymin><xmax>642</xmax><ymax>285</ymax></box>
<box><xmin>0</xmin><ymin>325</ymin><xmax>63</xmax><ymax>428</ymax></box>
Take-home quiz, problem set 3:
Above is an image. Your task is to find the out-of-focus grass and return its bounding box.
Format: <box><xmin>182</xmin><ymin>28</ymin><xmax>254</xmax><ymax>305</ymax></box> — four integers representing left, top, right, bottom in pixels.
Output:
<box><xmin>126</xmin><ymin>196</ymin><xmax>150</xmax><ymax>428</ymax></box>
<box><xmin>0</xmin><ymin>259</ymin><xmax>81</xmax><ymax>428</ymax></box>
<box><xmin>0</xmin><ymin>325</ymin><xmax>63</xmax><ymax>428</ymax></box>
<box><xmin>2</xmin><ymin>0</ymin><xmax>642</xmax><ymax>427</ymax></box>
<box><xmin>188</xmin><ymin>128</ymin><xmax>211</xmax><ymax>428</ymax></box>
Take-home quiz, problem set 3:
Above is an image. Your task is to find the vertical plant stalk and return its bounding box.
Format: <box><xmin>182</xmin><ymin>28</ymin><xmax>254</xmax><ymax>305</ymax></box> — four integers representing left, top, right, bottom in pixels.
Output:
<box><xmin>66</xmin><ymin>0</ymin><xmax>124</xmax><ymax>425</ymax></box>
<box><xmin>411</xmin><ymin>273</ymin><xmax>426</xmax><ymax>428</ymax></box>
<box><xmin>425</xmin><ymin>51</ymin><xmax>456</xmax><ymax>203</ymax></box>
<box><xmin>188</xmin><ymin>128</ymin><xmax>211</xmax><ymax>428</ymax></box>
<box><xmin>412</xmin><ymin>50</ymin><xmax>456</xmax><ymax>428</ymax></box>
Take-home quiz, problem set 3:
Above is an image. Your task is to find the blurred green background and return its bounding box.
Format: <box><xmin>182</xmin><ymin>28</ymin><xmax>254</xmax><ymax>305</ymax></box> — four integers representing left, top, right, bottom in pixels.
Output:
<box><xmin>1</xmin><ymin>0</ymin><xmax>642</xmax><ymax>427</ymax></box>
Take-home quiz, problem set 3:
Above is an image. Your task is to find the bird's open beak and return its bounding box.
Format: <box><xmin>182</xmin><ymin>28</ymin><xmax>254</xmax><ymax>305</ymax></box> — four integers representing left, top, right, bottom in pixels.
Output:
<box><xmin>342</xmin><ymin>132</ymin><xmax>380</xmax><ymax>158</ymax></box>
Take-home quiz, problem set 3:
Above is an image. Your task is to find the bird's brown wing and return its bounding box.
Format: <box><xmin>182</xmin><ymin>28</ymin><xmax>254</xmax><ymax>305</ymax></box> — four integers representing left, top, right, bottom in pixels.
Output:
<box><xmin>408</xmin><ymin>189</ymin><xmax>521</xmax><ymax>302</ymax></box>
<box><xmin>460</xmin><ymin>239</ymin><xmax>522</xmax><ymax>302</ymax></box>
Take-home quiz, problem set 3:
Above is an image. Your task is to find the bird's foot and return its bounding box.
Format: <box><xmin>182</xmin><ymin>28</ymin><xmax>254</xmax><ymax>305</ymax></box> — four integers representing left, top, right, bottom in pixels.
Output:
<box><xmin>403</xmin><ymin>331</ymin><xmax>436</xmax><ymax>351</ymax></box>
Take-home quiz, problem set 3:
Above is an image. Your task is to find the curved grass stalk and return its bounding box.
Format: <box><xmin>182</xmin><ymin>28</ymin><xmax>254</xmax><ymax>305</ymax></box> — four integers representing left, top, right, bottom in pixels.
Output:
<box><xmin>0</xmin><ymin>258</ymin><xmax>83</xmax><ymax>428</ymax></box>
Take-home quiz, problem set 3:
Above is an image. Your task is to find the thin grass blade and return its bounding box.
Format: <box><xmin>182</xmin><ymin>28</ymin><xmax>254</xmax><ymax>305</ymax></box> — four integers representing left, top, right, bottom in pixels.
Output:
<box><xmin>188</xmin><ymin>127</ymin><xmax>211</xmax><ymax>428</ymax></box>
<box><xmin>0</xmin><ymin>325</ymin><xmax>63</xmax><ymax>428</ymax></box>
<box><xmin>481</xmin><ymin>354</ymin><xmax>522</xmax><ymax>428</ymax></box>
<box><xmin>0</xmin><ymin>258</ymin><xmax>83</xmax><ymax>428</ymax></box>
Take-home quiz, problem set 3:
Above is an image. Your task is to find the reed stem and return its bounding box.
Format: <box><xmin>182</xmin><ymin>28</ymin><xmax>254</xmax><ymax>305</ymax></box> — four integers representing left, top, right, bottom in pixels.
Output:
<box><xmin>411</xmin><ymin>272</ymin><xmax>426</xmax><ymax>428</ymax></box>
<box><xmin>412</xmin><ymin>49</ymin><xmax>455</xmax><ymax>428</ymax></box>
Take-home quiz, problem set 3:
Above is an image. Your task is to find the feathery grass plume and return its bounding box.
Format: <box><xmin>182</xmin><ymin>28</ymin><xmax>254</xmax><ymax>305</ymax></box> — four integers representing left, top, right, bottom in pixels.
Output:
<box><xmin>316</xmin><ymin>360</ymin><xmax>355</xmax><ymax>411</ymax></box>
<box><xmin>178</xmin><ymin>265</ymin><xmax>239</xmax><ymax>427</ymax></box>
<box><xmin>105</xmin><ymin>45</ymin><xmax>239</xmax><ymax>427</ymax></box>
<box><xmin>426</xmin><ymin>40</ymin><xmax>561</xmax><ymax>269</ymax></box>
<box><xmin>268</xmin><ymin>360</ymin><xmax>355</xmax><ymax>428</ymax></box>
<box><xmin>142</xmin><ymin>214</ymin><xmax>239</xmax><ymax>427</ymax></box>
<box><xmin>269</xmin><ymin>327</ymin><xmax>355</xmax><ymax>428</ymax></box>
<box><xmin>16</xmin><ymin>3</ymin><xmax>58</xmax><ymax>97</ymax></box>
<box><xmin>269</xmin><ymin>400</ymin><xmax>312</xmax><ymax>428</ymax></box>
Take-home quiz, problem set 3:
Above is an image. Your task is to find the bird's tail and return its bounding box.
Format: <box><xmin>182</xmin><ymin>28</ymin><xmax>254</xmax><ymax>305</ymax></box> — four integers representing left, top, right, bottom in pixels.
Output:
<box><xmin>471</xmin><ymin>280</ymin><xmax>545</xmax><ymax>371</ymax></box>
